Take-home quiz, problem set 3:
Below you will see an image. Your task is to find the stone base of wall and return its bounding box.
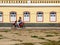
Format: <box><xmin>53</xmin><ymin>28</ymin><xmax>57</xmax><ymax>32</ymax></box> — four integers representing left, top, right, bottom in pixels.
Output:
<box><xmin>0</xmin><ymin>23</ymin><xmax>60</xmax><ymax>27</ymax></box>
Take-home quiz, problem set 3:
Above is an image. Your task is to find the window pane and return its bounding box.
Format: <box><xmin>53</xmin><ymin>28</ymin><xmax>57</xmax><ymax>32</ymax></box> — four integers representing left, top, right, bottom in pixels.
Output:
<box><xmin>27</xmin><ymin>15</ymin><xmax>29</xmax><ymax>17</ymax></box>
<box><xmin>0</xmin><ymin>14</ymin><xmax>2</xmax><ymax>17</ymax></box>
<box><xmin>11</xmin><ymin>15</ymin><xmax>13</xmax><ymax>17</ymax></box>
<box><xmin>14</xmin><ymin>15</ymin><xmax>16</xmax><ymax>17</ymax></box>
<box><xmin>50</xmin><ymin>14</ymin><xmax>55</xmax><ymax>17</ymax></box>
<box><xmin>37</xmin><ymin>14</ymin><xmax>42</xmax><ymax>17</ymax></box>
<box><xmin>24</xmin><ymin>14</ymin><xmax>29</xmax><ymax>17</ymax></box>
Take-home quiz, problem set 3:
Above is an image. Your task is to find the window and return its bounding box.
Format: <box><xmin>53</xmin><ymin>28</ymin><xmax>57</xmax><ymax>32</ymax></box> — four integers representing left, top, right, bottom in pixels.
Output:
<box><xmin>23</xmin><ymin>12</ymin><xmax>30</xmax><ymax>22</ymax></box>
<box><xmin>37</xmin><ymin>12</ymin><xmax>43</xmax><ymax>22</ymax></box>
<box><xmin>0</xmin><ymin>12</ymin><xmax>3</xmax><ymax>22</ymax></box>
<box><xmin>10</xmin><ymin>12</ymin><xmax>16</xmax><ymax>22</ymax></box>
<box><xmin>50</xmin><ymin>12</ymin><xmax>56</xmax><ymax>22</ymax></box>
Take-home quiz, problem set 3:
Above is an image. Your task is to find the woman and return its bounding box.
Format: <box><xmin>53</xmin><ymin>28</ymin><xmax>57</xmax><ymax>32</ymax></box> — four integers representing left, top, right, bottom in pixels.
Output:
<box><xmin>13</xmin><ymin>17</ymin><xmax>24</xmax><ymax>28</ymax></box>
<box><xmin>17</xmin><ymin>17</ymin><xmax>22</xmax><ymax>27</ymax></box>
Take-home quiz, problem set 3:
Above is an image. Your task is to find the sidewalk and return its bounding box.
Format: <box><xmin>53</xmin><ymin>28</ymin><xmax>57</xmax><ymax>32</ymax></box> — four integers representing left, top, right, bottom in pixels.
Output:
<box><xmin>0</xmin><ymin>27</ymin><xmax>60</xmax><ymax>30</ymax></box>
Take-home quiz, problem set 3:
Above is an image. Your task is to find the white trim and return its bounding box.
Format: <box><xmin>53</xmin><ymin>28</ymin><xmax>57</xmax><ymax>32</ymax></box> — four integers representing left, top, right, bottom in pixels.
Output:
<box><xmin>0</xmin><ymin>3</ymin><xmax>60</xmax><ymax>6</ymax></box>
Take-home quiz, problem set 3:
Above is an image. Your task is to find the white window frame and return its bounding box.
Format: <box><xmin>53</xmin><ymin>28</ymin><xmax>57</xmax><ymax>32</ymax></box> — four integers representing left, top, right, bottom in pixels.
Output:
<box><xmin>24</xmin><ymin>12</ymin><xmax>30</xmax><ymax>22</ymax></box>
<box><xmin>10</xmin><ymin>12</ymin><xmax>16</xmax><ymax>22</ymax></box>
<box><xmin>37</xmin><ymin>12</ymin><xmax>43</xmax><ymax>22</ymax></box>
<box><xmin>0</xmin><ymin>12</ymin><xmax>3</xmax><ymax>22</ymax></box>
<box><xmin>50</xmin><ymin>12</ymin><xmax>56</xmax><ymax>22</ymax></box>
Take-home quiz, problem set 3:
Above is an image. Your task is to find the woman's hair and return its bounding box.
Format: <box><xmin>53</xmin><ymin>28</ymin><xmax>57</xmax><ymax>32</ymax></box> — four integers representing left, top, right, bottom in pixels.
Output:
<box><xmin>19</xmin><ymin>17</ymin><xmax>21</xmax><ymax>19</ymax></box>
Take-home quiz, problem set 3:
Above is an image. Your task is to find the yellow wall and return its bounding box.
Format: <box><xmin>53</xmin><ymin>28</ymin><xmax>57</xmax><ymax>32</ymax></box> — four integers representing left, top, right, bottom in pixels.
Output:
<box><xmin>0</xmin><ymin>6</ymin><xmax>60</xmax><ymax>23</ymax></box>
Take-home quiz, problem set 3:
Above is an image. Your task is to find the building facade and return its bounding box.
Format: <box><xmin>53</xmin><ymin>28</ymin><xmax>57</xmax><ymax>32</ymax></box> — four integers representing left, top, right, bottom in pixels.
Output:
<box><xmin>0</xmin><ymin>0</ymin><xmax>60</xmax><ymax>27</ymax></box>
